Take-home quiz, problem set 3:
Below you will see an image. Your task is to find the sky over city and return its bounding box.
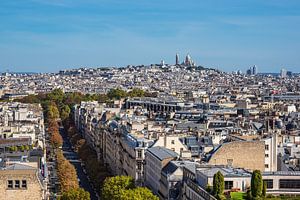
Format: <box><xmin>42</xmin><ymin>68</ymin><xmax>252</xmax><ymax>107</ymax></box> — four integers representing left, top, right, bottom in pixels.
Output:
<box><xmin>0</xmin><ymin>0</ymin><xmax>300</xmax><ymax>72</ymax></box>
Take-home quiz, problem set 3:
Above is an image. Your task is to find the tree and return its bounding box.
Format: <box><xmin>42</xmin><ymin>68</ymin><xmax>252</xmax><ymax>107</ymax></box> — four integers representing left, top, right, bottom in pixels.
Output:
<box><xmin>60</xmin><ymin>105</ymin><xmax>71</xmax><ymax>121</ymax></box>
<box><xmin>107</xmin><ymin>88</ymin><xmax>127</xmax><ymax>100</ymax></box>
<box><xmin>50</xmin><ymin>130</ymin><xmax>63</xmax><ymax>148</ymax></box>
<box><xmin>132</xmin><ymin>187</ymin><xmax>158</xmax><ymax>200</ymax></box>
<box><xmin>56</xmin><ymin>151</ymin><xmax>79</xmax><ymax>192</ymax></box>
<box><xmin>128</xmin><ymin>88</ymin><xmax>145</xmax><ymax>98</ymax></box>
<box><xmin>206</xmin><ymin>183</ymin><xmax>212</xmax><ymax>193</ymax></box>
<box><xmin>24</xmin><ymin>145</ymin><xmax>30</xmax><ymax>151</ymax></box>
<box><xmin>48</xmin><ymin>119</ymin><xmax>59</xmax><ymax>133</ymax></box>
<box><xmin>262</xmin><ymin>181</ymin><xmax>267</xmax><ymax>198</ymax></box>
<box><xmin>213</xmin><ymin>171</ymin><xmax>225</xmax><ymax>200</ymax></box>
<box><xmin>74</xmin><ymin>139</ymin><xmax>86</xmax><ymax>152</ymax></box>
<box><xmin>102</xmin><ymin>176</ymin><xmax>158</xmax><ymax>200</ymax></box>
<box><xmin>246</xmin><ymin>188</ymin><xmax>252</xmax><ymax>200</ymax></box>
<box><xmin>120</xmin><ymin>187</ymin><xmax>159</xmax><ymax>200</ymax></box>
<box><xmin>47</xmin><ymin>104</ymin><xmax>60</xmax><ymax>119</ymax></box>
<box><xmin>47</xmin><ymin>88</ymin><xmax>65</xmax><ymax>104</ymax></box>
<box><xmin>18</xmin><ymin>94</ymin><xmax>41</xmax><ymax>104</ymax></box>
<box><xmin>59</xmin><ymin>188</ymin><xmax>90</xmax><ymax>200</ymax></box>
<box><xmin>97</xmin><ymin>94</ymin><xmax>109</xmax><ymax>103</ymax></box>
<box><xmin>64</xmin><ymin>92</ymin><xmax>84</xmax><ymax>107</ymax></box>
<box><xmin>9</xmin><ymin>146</ymin><xmax>18</xmax><ymax>152</ymax></box>
<box><xmin>251</xmin><ymin>170</ymin><xmax>263</xmax><ymax>199</ymax></box>
<box><xmin>19</xmin><ymin>145</ymin><xmax>25</xmax><ymax>151</ymax></box>
<box><xmin>102</xmin><ymin>176</ymin><xmax>135</xmax><ymax>200</ymax></box>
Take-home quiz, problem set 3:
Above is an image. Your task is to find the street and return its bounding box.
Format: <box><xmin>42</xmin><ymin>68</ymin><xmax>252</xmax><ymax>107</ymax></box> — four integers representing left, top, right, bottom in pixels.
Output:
<box><xmin>60</xmin><ymin>127</ymin><xmax>99</xmax><ymax>200</ymax></box>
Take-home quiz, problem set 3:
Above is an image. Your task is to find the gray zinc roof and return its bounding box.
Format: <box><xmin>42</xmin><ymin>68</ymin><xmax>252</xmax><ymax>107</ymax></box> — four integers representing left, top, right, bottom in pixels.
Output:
<box><xmin>147</xmin><ymin>146</ymin><xmax>178</xmax><ymax>161</ymax></box>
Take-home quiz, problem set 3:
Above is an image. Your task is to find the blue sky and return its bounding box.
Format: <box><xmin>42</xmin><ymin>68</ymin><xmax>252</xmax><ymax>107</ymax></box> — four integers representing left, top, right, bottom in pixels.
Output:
<box><xmin>0</xmin><ymin>0</ymin><xmax>300</xmax><ymax>73</ymax></box>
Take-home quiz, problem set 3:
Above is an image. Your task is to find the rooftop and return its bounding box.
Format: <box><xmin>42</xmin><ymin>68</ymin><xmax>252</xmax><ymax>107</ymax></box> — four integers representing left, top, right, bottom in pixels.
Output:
<box><xmin>147</xmin><ymin>146</ymin><xmax>178</xmax><ymax>161</ymax></box>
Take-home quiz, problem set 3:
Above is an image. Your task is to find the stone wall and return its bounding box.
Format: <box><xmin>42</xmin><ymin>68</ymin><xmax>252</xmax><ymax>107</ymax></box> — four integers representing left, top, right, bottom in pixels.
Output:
<box><xmin>209</xmin><ymin>141</ymin><xmax>265</xmax><ymax>171</ymax></box>
<box><xmin>0</xmin><ymin>170</ymin><xmax>43</xmax><ymax>200</ymax></box>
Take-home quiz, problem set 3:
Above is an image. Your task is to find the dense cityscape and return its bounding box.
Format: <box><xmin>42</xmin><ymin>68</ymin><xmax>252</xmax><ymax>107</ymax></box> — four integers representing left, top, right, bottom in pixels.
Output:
<box><xmin>0</xmin><ymin>55</ymin><xmax>300</xmax><ymax>200</ymax></box>
<box><xmin>1</xmin><ymin>0</ymin><xmax>300</xmax><ymax>199</ymax></box>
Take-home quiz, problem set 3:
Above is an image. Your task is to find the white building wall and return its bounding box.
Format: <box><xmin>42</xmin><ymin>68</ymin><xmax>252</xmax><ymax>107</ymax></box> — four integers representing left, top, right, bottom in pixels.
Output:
<box><xmin>152</xmin><ymin>135</ymin><xmax>188</xmax><ymax>155</ymax></box>
<box><xmin>264</xmin><ymin>135</ymin><xmax>277</xmax><ymax>172</ymax></box>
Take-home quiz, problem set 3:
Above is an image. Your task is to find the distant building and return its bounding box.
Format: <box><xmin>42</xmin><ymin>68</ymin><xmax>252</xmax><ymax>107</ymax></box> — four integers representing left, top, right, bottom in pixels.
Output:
<box><xmin>246</xmin><ymin>65</ymin><xmax>257</xmax><ymax>75</ymax></box>
<box><xmin>183</xmin><ymin>54</ymin><xmax>196</xmax><ymax>67</ymax></box>
<box><xmin>287</xmin><ymin>71</ymin><xmax>293</xmax><ymax>77</ymax></box>
<box><xmin>185</xmin><ymin>54</ymin><xmax>190</xmax><ymax>66</ymax></box>
<box><xmin>175</xmin><ymin>53</ymin><xmax>179</xmax><ymax>65</ymax></box>
<box><xmin>252</xmin><ymin>65</ymin><xmax>257</xmax><ymax>75</ymax></box>
<box><xmin>246</xmin><ymin>68</ymin><xmax>252</xmax><ymax>75</ymax></box>
<box><xmin>281</xmin><ymin>68</ymin><xmax>287</xmax><ymax>78</ymax></box>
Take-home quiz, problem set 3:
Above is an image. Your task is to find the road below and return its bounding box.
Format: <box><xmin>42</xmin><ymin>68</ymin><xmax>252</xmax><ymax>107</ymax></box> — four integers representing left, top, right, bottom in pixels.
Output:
<box><xmin>60</xmin><ymin>127</ymin><xmax>99</xmax><ymax>200</ymax></box>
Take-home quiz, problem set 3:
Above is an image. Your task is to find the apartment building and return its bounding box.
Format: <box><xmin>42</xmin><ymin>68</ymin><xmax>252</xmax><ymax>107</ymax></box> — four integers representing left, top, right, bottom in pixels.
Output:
<box><xmin>144</xmin><ymin>146</ymin><xmax>178</xmax><ymax>194</ymax></box>
<box><xmin>0</xmin><ymin>161</ymin><xmax>47</xmax><ymax>200</ymax></box>
<box><xmin>0</xmin><ymin>103</ymin><xmax>45</xmax><ymax>148</ymax></box>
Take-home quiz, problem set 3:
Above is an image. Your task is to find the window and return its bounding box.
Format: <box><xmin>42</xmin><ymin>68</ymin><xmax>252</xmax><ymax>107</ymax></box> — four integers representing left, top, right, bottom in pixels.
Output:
<box><xmin>225</xmin><ymin>181</ymin><xmax>233</xmax><ymax>190</ymax></box>
<box><xmin>171</xmin><ymin>148</ymin><xmax>175</xmax><ymax>151</ymax></box>
<box><xmin>227</xmin><ymin>159</ymin><xmax>233</xmax><ymax>166</ymax></box>
<box><xmin>22</xmin><ymin>180</ymin><xmax>27</xmax><ymax>188</ymax></box>
<box><xmin>279</xmin><ymin>179</ymin><xmax>300</xmax><ymax>189</ymax></box>
<box><xmin>171</xmin><ymin>140</ymin><xmax>175</xmax><ymax>144</ymax></box>
<box><xmin>137</xmin><ymin>161</ymin><xmax>142</xmax><ymax>170</ymax></box>
<box><xmin>137</xmin><ymin>150</ymin><xmax>142</xmax><ymax>158</ymax></box>
<box><xmin>265</xmin><ymin>164</ymin><xmax>269</xmax><ymax>168</ymax></box>
<box><xmin>265</xmin><ymin>154</ymin><xmax>269</xmax><ymax>158</ymax></box>
<box><xmin>15</xmin><ymin>180</ymin><xmax>20</xmax><ymax>188</ymax></box>
<box><xmin>265</xmin><ymin>145</ymin><xmax>269</xmax><ymax>150</ymax></box>
<box><xmin>7</xmin><ymin>180</ymin><xmax>13</xmax><ymax>189</ymax></box>
<box><xmin>263</xmin><ymin>179</ymin><xmax>273</xmax><ymax>189</ymax></box>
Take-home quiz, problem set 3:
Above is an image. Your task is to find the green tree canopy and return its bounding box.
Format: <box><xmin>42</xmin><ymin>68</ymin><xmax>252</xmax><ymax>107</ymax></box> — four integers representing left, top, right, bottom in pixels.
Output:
<box><xmin>17</xmin><ymin>94</ymin><xmax>41</xmax><ymax>104</ymax></box>
<box><xmin>102</xmin><ymin>176</ymin><xmax>135</xmax><ymax>200</ymax></box>
<box><xmin>107</xmin><ymin>88</ymin><xmax>127</xmax><ymax>100</ymax></box>
<box><xmin>251</xmin><ymin>170</ymin><xmax>263</xmax><ymax>199</ymax></box>
<box><xmin>102</xmin><ymin>176</ymin><xmax>158</xmax><ymax>200</ymax></box>
<box><xmin>120</xmin><ymin>187</ymin><xmax>159</xmax><ymax>200</ymax></box>
<box><xmin>47</xmin><ymin>88</ymin><xmax>65</xmax><ymax>104</ymax></box>
<box><xmin>262</xmin><ymin>180</ymin><xmax>267</xmax><ymax>198</ymax></box>
<box><xmin>128</xmin><ymin>88</ymin><xmax>145</xmax><ymax>98</ymax></box>
<box><xmin>60</xmin><ymin>104</ymin><xmax>71</xmax><ymax>121</ymax></box>
<box><xmin>47</xmin><ymin>103</ymin><xmax>60</xmax><ymax>119</ymax></box>
<box><xmin>97</xmin><ymin>94</ymin><xmax>109</xmax><ymax>103</ymax></box>
<box><xmin>64</xmin><ymin>92</ymin><xmax>84</xmax><ymax>107</ymax></box>
<box><xmin>213</xmin><ymin>171</ymin><xmax>225</xmax><ymax>200</ymax></box>
<box><xmin>59</xmin><ymin>188</ymin><xmax>90</xmax><ymax>200</ymax></box>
